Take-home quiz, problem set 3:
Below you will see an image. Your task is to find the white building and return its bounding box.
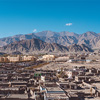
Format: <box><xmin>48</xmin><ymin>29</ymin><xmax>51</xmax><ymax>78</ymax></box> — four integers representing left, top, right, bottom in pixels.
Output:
<box><xmin>7</xmin><ymin>55</ymin><xmax>21</xmax><ymax>62</ymax></box>
<box><xmin>22</xmin><ymin>55</ymin><xmax>36</xmax><ymax>61</ymax></box>
<box><xmin>42</xmin><ymin>55</ymin><xmax>55</xmax><ymax>61</ymax></box>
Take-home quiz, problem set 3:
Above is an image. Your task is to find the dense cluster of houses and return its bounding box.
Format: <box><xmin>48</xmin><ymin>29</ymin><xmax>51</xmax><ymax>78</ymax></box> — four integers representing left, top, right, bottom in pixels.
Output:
<box><xmin>0</xmin><ymin>53</ymin><xmax>94</xmax><ymax>63</ymax></box>
<box><xmin>0</xmin><ymin>60</ymin><xmax>100</xmax><ymax>100</ymax></box>
<box><xmin>55</xmin><ymin>53</ymin><xmax>98</xmax><ymax>64</ymax></box>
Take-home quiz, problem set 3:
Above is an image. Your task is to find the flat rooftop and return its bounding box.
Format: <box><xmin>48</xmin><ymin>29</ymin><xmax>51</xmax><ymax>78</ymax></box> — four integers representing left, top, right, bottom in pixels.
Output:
<box><xmin>6</xmin><ymin>94</ymin><xmax>28</xmax><ymax>99</ymax></box>
<box><xmin>46</xmin><ymin>87</ymin><xmax>64</xmax><ymax>93</ymax></box>
<box><xmin>0</xmin><ymin>87</ymin><xmax>19</xmax><ymax>91</ymax></box>
<box><xmin>46</xmin><ymin>93</ymin><xmax>69</xmax><ymax>99</ymax></box>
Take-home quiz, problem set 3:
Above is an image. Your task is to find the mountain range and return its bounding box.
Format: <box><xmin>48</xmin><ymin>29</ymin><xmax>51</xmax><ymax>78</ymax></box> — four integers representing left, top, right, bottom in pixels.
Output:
<box><xmin>0</xmin><ymin>31</ymin><xmax>100</xmax><ymax>49</ymax></box>
<box><xmin>0</xmin><ymin>30</ymin><xmax>99</xmax><ymax>54</ymax></box>
<box><xmin>0</xmin><ymin>38</ymin><xmax>93</xmax><ymax>54</ymax></box>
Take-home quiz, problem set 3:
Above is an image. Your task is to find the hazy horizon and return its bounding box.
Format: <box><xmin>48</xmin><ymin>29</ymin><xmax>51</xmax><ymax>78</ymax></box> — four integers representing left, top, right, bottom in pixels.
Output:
<box><xmin>0</xmin><ymin>30</ymin><xmax>99</xmax><ymax>39</ymax></box>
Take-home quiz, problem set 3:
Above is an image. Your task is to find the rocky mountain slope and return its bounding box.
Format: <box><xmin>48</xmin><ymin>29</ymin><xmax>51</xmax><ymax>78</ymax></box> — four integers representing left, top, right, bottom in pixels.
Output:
<box><xmin>68</xmin><ymin>44</ymin><xmax>94</xmax><ymax>52</ymax></box>
<box><xmin>0</xmin><ymin>31</ymin><xmax>100</xmax><ymax>49</ymax></box>
<box><xmin>0</xmin><ymin>38</ymin><xmax>69</xmax><ymax>54</ymax></box>
<box><xmin>0</xmin><ymin>38</ymin><xmax>93</xmax><ymax>54</ymax></box>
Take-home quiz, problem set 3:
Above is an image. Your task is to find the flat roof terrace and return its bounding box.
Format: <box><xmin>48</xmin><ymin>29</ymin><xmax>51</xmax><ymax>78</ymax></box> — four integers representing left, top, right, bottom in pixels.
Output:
<box><xmin>46</xmin><ymin>93</ymin><xmax>69</xmax><ymax>99</ymax></box>
<box><xmin>46</xmin><ymin>86</ymin><xmax>64</xmax><ymax>93</ymax></box>
<box><xmin>3</xmin><ymin>94</ymin><xmax>28</xmax><ymax>100</ymax></box>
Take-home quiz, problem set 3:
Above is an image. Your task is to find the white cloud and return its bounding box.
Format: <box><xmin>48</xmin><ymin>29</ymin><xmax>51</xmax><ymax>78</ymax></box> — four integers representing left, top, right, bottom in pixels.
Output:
<box><xmin>33</xmin><ymin>29</ymin><xmax>37</xmax><ymax>32</ymax></box>
<box><xmin>66</xmin><ymin>23</ymin><xmax>72</xmax><ymax>26</ymax></box>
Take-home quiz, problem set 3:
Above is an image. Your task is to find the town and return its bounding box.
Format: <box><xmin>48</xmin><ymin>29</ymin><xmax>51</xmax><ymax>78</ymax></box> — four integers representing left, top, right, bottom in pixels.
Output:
<box><xmin>0</xmin><ymin>0</ymin><xmax>99</xmax><ymax>100</ymax></box>
<box><xmin>0</xmin><ymin>52</ymin><xmax>100</xmax><ymax>100</ymax></box>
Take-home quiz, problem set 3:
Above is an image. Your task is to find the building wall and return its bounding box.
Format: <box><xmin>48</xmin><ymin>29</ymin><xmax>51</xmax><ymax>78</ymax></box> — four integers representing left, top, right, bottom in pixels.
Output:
<box><xmin>0</xmin><ymin>55</ymin><xmax>36</xmax><ymax>62</ymax></box>
<box><xmin>0</xmin><ymin>57</ymin><xmax>4</xmax><ymax>62</ymax></box>
<box><xmin>7</xmin><ymin>55</ymin><xmax>20</xmax><ymax>62</ymax></box>
<box><xmin>22</xmin><ymin>56</ymin><xmax>36</xmax><ymax>61</ymax></box>
<box><xmin>42</xmin><ymin>55</ymin><xmax>55</xmax><ymax>61</ymax></box>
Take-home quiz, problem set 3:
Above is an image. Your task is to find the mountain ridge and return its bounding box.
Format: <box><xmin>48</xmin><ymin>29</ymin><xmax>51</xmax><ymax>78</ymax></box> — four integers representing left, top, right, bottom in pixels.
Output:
<box><xmin>0</xmin><ymin>31</ymin><xmax>99</xmax><ymax>49</ymax></box>
<box><xmin>0</xmin><ymin>38</ymin><xmax>93</xmax><ymax>54</ymax></box>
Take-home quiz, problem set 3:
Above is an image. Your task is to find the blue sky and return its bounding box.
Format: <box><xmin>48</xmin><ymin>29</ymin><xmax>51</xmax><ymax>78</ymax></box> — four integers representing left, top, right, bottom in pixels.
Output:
<box><xmin>0</xmin><ymin>0</ymin><xmax>100</xmax><ymax>38</ymax></box>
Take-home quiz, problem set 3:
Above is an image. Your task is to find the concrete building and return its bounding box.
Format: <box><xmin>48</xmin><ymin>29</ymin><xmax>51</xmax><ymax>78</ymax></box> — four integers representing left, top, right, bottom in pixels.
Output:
<box><xmin>0</xmin><ymin>57</ymin><xmax>9</xmax><ymax>62</ymax></box>
<box><xmin>7</xmin><ymin>55</ymin><xmax>21</xmax><ymax>62</ymax></box>
<box><xmin>0</xmin><ymin>55</ymin><xmax>36</xmax><ymax>62</ymax></box>
<box><xmin>42</xmin><ymin>55</ymin><xmax>55</xmax><ymax>61</ymax></box>
<box><xmin>22</xmin><ymin>55</ymin><xmax>36</xmax><ymax>61</ymax></box>
<box><xmin>44</xmin><ymin>87</ymin><xmax>69</xmax><ymax>100</ymax></box>
<box><xmin>0</xmin><ymin>57</ymin><xmax>4</xmax><ymax>62</ymax></box>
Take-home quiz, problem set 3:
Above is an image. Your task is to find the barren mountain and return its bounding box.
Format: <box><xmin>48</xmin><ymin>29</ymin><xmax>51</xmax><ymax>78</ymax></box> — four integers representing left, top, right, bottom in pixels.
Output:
<box><xmin>0</xmin><ymin>38</ymin><xmax>69</xmax><ymax>54</ymax></box>
<box><xmin>59</xmin><ymin>31</ymin><xmax>79</xmax><ymax>38</ymax></box>
<box><xmin>90</xmin><ymin>36</ymin><xmax>100</xmax><ymax>49</ymax></box>
<box><xmin>33</xmin><ymin>31</ymin><xmax>60</xmax><ymax>38</ymax></box>
<box><xmin>79</xmin><ymin>31</ymin><xmax>99</xmax><ymax>40</ymax></box>
<box><xmin>0</xmin><ymin>31</ymin><xmax>80</xmax><ymax>47</ymax></box>
<box><xmin>0</xmin><ymin>33</ymin><xmax>38</xmax><ymax>47</ymax></box>
<box><xmin>0</xmin><ymin>38</ymin><xmax>93</xmax><ymax>54</ymax></box>
<box><xmin>68</xmin><ymin>44</ymin><xmax>94</xmax><ymax>52</ymax></box>
<box><xmin>78</xmin><ymin>32</ymin><xmax>100</xmax><ymax>49</ymax></box>
<box><xmin>44</xmin><ymin>36</ymin><xmax>78</xmax><ymax>46</ymax></box>
<box><xmin>0</xmin><ymin>31</ymin><xmax>100</xmax><ymax>49</ymax></box>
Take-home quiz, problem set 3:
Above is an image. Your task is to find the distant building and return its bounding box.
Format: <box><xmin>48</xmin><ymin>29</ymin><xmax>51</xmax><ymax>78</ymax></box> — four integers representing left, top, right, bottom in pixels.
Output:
<box><xmin>7</xmin><ymin>55</ymin><xmax>21</xmax><ymax>62</ymax></box>
<box><xmin>22</xmin><ymin>55</ymin><xmax>36</xmax><ymax>61</ymax></box>
<box><xmin>0</xmin><ymin>55</ymin><xmax>36</xmax><ymax>62</ymax></box>
<box><xmin>0</xmin><ymin>57</ymin><xmax>9</xmax><ymax>62</ymax></box>
<box><xmin>0</xmin><ymin>57</ymin><xmax>4</xmax><ymax>62</ymax></box>
<box><xmin>42</xmin><ymin>55</ymin><xmax>55</xmax><ymax>61</ymax></box>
